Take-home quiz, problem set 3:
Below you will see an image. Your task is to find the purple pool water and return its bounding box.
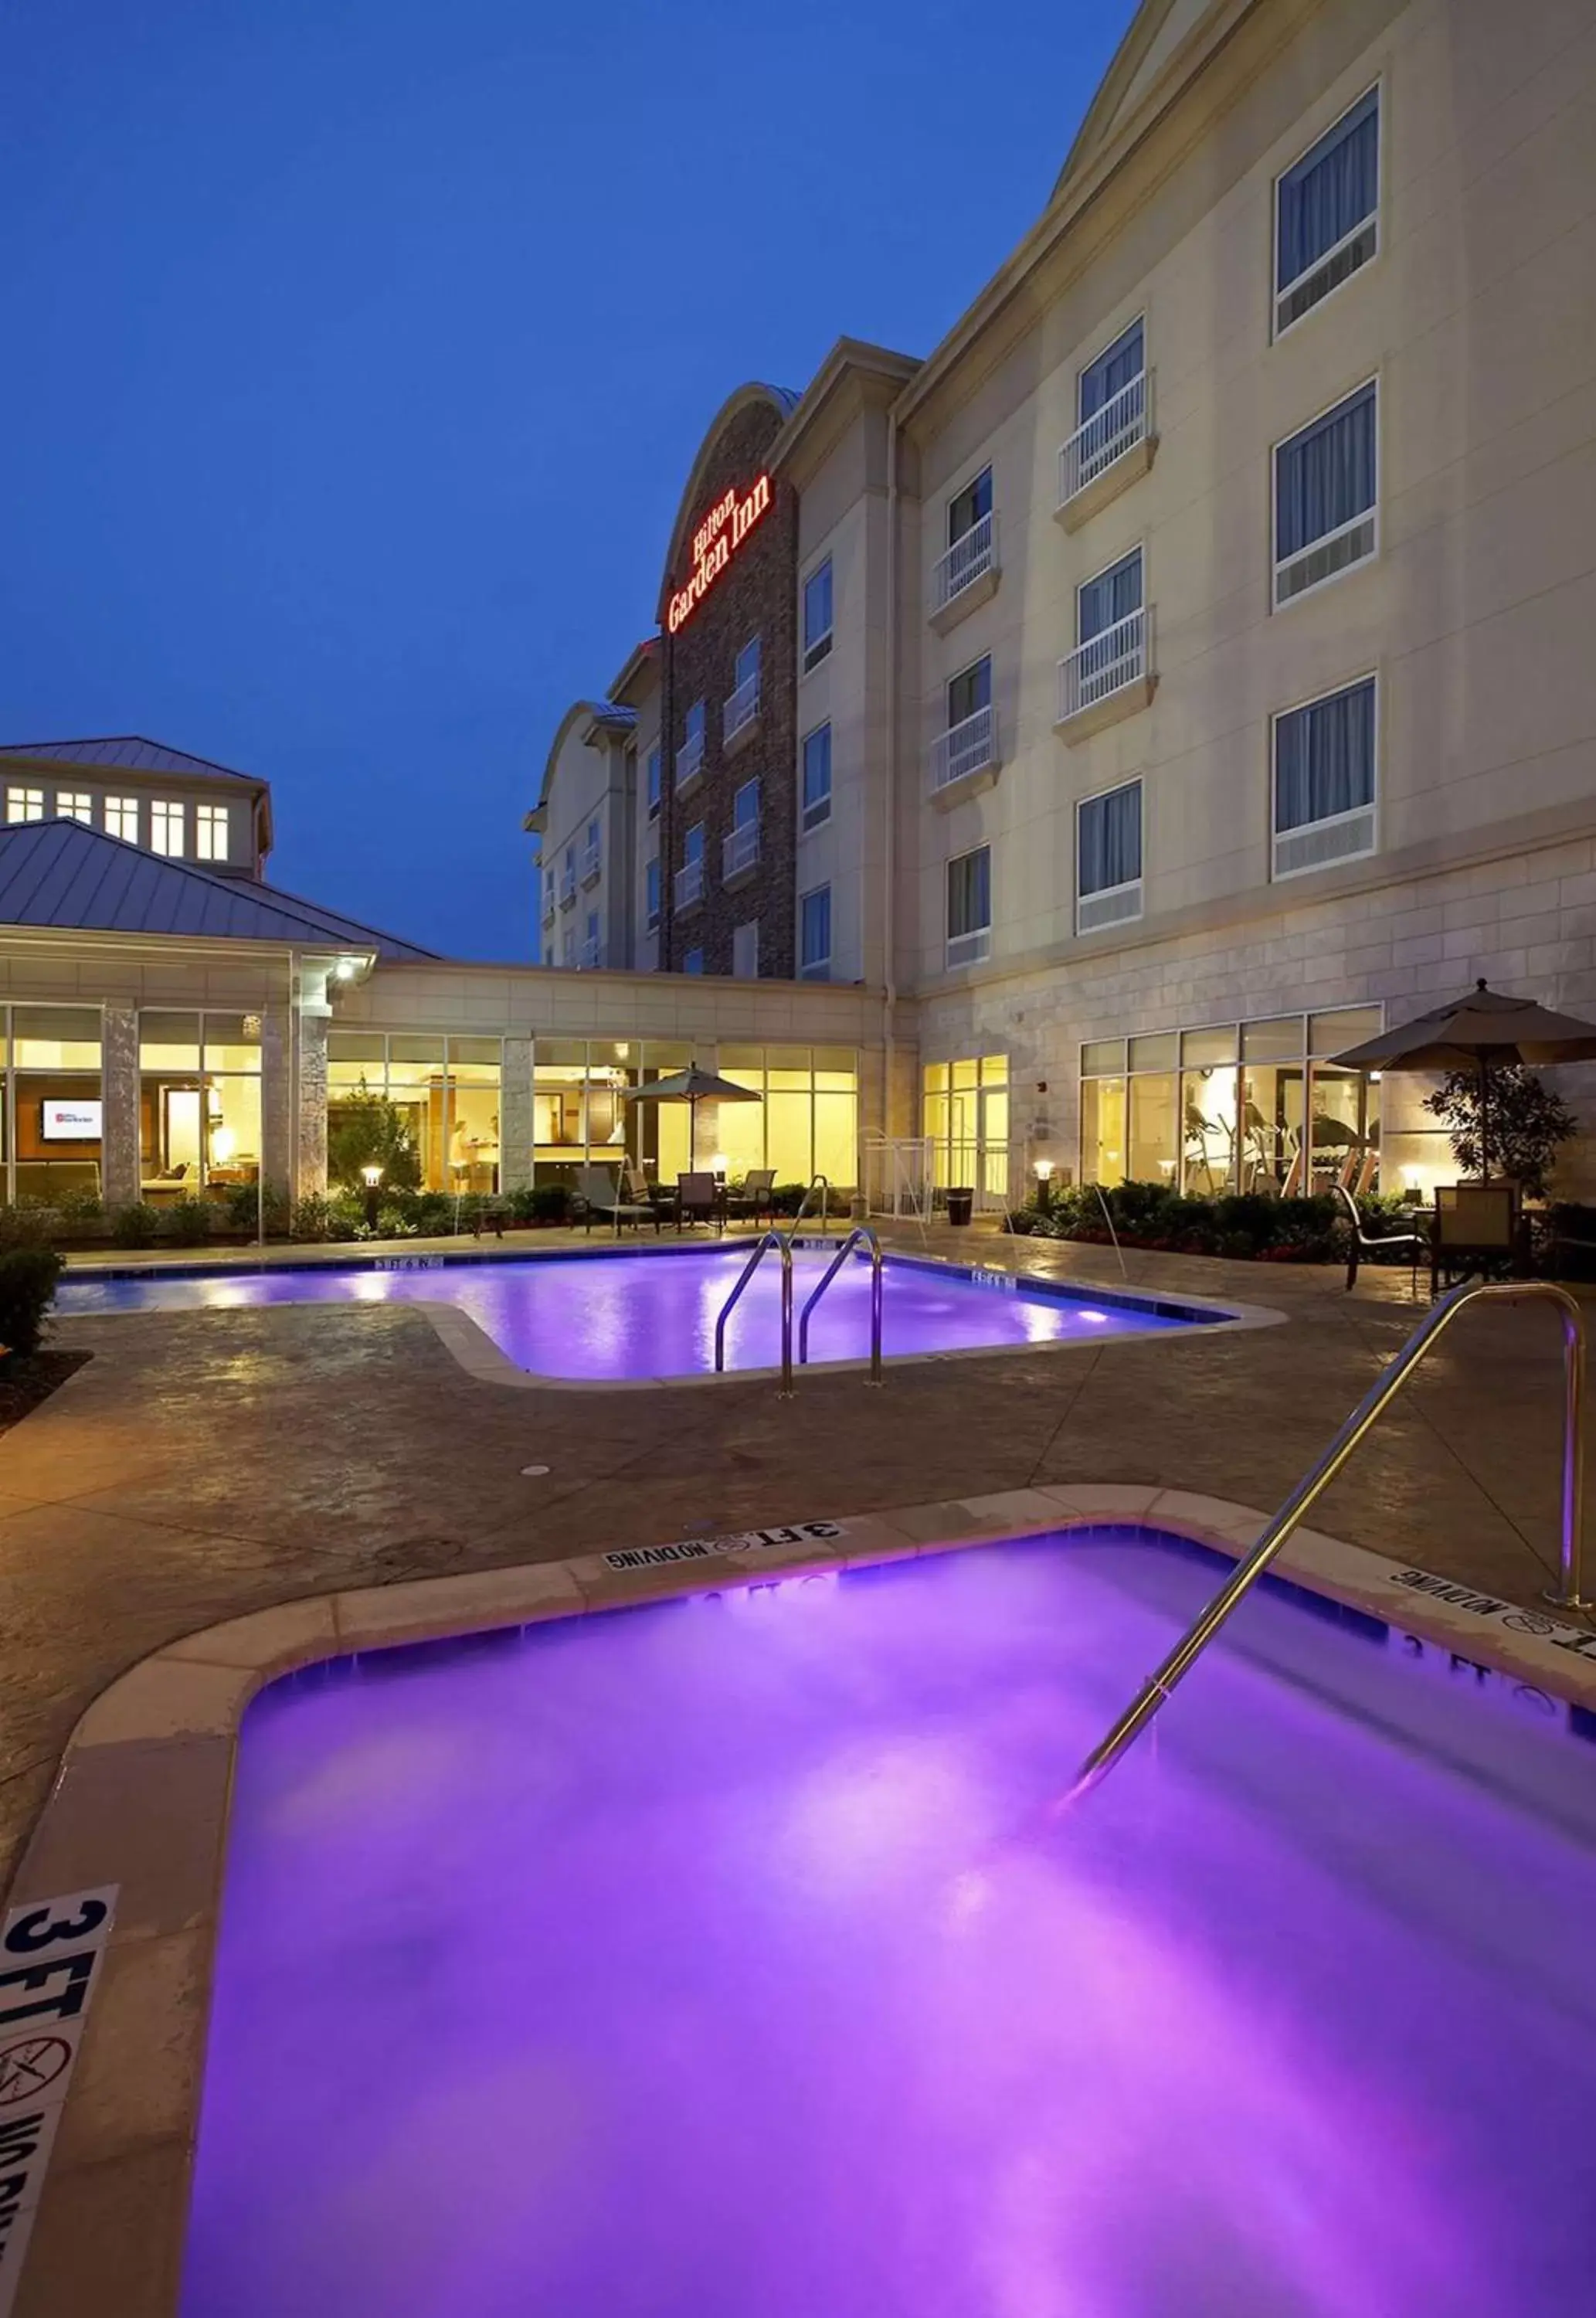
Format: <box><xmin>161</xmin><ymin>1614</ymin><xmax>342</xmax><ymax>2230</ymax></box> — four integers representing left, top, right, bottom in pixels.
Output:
<box><xmin>57</xmin><ymin>1249</ymin><xmax>1199</xmax><ymax>1378</ymax></box>
<box><xmin>182</xmin><ymin>1531</ymin><xmax>1596</xmax><ymax>2318</ymax></box>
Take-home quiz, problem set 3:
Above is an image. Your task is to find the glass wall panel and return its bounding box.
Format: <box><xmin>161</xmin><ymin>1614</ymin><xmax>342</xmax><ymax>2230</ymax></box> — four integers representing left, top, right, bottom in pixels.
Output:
<box><xmin>1082</xmin><ymin>1076</ymin><xmax>1127</xmax><ymax>1187</ymax></box>
<box><xmin>1310</xmin><ymin>1006</ymin><xmax>1381</xmax><ymax>1057</ymax></box>
<box><xmin>1128</xmin><ymin>1073</ymin><xmax>1178</xmax><ymax>1183</ymax></box>
<box><xmin>1182</xmin><ymin>1066</ymin><xmax>1238</xmax><ymax>1191</ymax></box>
<box><xmin>138</xmin><ymin>1012</ymin><xmax>201</xmax><ymax>1070</ymax></box>
<box><xmin>1238</xmin><ymin>1062</ymin><xmax>1304</xmax><ymax>1191</ymax></box>
<box><xmin>445</xmin><ymin>1042</ymin><xmax>501</xmax><ymax>1192</ymax></box>
<box><xmin>1309</xmin><ymin>1066</ymin><xmax>1380</xmax><ymax>1191</ymax></box>
<box><xmin>15</xmin><ymin>1006</ymin><xmax>103</xmax><ymax>1200</ymax></box>
<box><xmin>1127</xmin><ymin>1032</ymin><xmax>1177</xmax><ymax>1074</ymax></box>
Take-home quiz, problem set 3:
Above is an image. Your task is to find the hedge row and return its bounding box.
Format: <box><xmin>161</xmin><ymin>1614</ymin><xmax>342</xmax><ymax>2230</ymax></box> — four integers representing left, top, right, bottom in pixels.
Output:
<box><xmin>1004</xmin><ymin>1181</ymin><xmax>1421</xmax><ymax>1263</ymax></box>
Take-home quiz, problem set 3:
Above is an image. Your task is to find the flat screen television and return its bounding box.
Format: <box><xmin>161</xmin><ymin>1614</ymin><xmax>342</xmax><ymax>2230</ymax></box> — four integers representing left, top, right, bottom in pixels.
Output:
<box><xmin>40</xmin><ymin>1099</ymin><xmax>103</xmax><ymax>1142</ymax></box>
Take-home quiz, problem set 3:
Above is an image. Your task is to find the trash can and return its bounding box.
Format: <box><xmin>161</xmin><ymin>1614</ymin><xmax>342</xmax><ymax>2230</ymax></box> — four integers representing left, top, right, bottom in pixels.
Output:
<box><xmin>946</xmin><ymin>1188</ymin><xmax>975</xmax><ymax>1227</ymax></box>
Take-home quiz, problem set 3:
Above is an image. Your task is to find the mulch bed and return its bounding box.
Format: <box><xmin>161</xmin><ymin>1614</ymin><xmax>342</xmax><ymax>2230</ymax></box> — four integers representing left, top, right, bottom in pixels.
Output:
<box><xmin>0</xmin><ymin>1351</ymin><xmax>90</xmax><ymax>1436</ymax></box>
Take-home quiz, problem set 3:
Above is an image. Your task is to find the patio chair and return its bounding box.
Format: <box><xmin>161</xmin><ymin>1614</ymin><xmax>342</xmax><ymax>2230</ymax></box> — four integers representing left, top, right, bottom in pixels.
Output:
<box><xmin>725</xmin><ymin>1167</ymin><xmax>776</xmax><ymax>1227</ymax></box>
<box><xmin>621</xmin><ymin>1161</ymin><xmax>675</xmax><ymax>1223</ymax></box>
<box><xmin>675</xmin><ymin>1171</ymin><xmax>724</xmax><ymax>1234</ymax></box>
<box><xmin>576</xmin><ymin>1165</ymin><xmax>659</xmax><ymax>1238</ymax></box>
<box><xmin>1333</xmin><ymin>1183</ymin><xmax>1426</xmax><ymax>1295</ymax></box>
<box><xmin>1431</xmin><ymin>1183</ymin><xmax>1520</xmax><ymax>1294</ymax></box>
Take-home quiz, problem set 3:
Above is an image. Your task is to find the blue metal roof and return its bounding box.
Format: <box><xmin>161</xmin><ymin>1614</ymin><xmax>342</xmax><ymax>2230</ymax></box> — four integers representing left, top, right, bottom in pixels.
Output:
<box><xmin>0</xmin><ymin>819</ymin><xmax>436</xmax><ymax>959</ymax></box>
<box><xmin>0</xmin><ymin>736</ymin><xmax>260</xmax><ymax>783</ymax></box>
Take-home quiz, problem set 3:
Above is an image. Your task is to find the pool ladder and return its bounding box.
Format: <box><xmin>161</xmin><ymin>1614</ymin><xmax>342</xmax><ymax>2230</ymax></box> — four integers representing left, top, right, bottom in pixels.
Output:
<box><xmin>1067</xmin><ymin>1277</ymin><xmax>1591</xmax><ymax>1806</ymax></box>
<box><xmin>713</xmin><ymin>1222</ymin><xmax>885</xmax><ymax>1395</ymax></box>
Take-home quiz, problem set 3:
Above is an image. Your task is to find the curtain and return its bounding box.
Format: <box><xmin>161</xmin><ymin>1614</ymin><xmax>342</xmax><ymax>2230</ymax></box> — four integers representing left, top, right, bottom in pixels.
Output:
<box><xmin>1278</xmin><ymin>88</ymin><xmax>1378</xmax><ymax>290</ymax></box>
<box><xmin>1275</xmin><ymin>384</ymin><xmax>1375</xmax><ymax>559</ymax></box>
<box><xmin>1078</xmin><ymin>549</ymin><xmax>1143</xmax><ymax>643</ymax></box>
<box><xmin>1275</xmin><ymin>680</ymin><xmax>1374</xmax><ymax>832</ymax></box>
<box><xmin>1079</xmin><ymin>783</ymin><xmax>1143</xmax><ymax>896</ymax></box>
<box><xmin>948</xmin><ymin>847</ymin><xmax>991</xmax><ymax>937</ymax></box>
<box><xmin>1080</xmin><ymin>318</ymin><xmax>1145</xmax><ymax>422</ymax></box>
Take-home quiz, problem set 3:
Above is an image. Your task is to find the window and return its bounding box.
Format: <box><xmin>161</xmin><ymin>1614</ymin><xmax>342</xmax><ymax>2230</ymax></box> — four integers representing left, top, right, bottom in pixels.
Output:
<box><xmin>1078</xmin><ymin>547</ymin><xmax>1143</xmax><ymax>644</ymax></box>
<box><xmin>922</xmin><ymin>1054</ymin><xmax>1010</xmax><ymax>1201</ymax></box>
<box><xmin>679</xmin><ymin>698</ymin><xmax>706</xmax><ymax>787</ymax></box>
<box><xmin>802</xmin><ymin>559</ymin><xmax>833</xmax><ymax>671</ymax></box>
<box><xmin>561</xmin><ymin>928</ymin><xmax>576</xmax><ymax>967</ymax></box>
<box><xmin>1274</xmin><ymin>380</ymin><xmax>1377</xmax><ymax>605</ymax></box>
<box><xmin>676</xmin><ymin>821</ymin><xmax>705</xmax><ymax>910</ymax></box>
<box><xmin>734</xmin><ymin>636</ymin><xmax>759</xmax><ymax>692</ymax></box>
<box><xmin>5</xmin><ymin>789</ymin><xmax>43</xmax><ymax>823</ymax></box>
<box><xmin>800</xmin><ymin>885</ymin><xmax>832</xmax><ymax>981</ymax></box>
<box><xmin>946</xmin><ymin>845</ymin><xmax>991</xmax><ymax>969</ymax></box>
<box><xmin>104</xmin><ymin>796</ymin><xmax>138</xmax><ymax>842</ymax></box>
<box><xmin>1276</xmin><ymin>86</ymin><xmax>1379</xmax><ymax>335</ymax></box>
<box><xmin>647</xmin><ymin>745</ymin><xmax>662</xmax><ymax>819</ymax></box>
<box><xmin>645</xmin><ymin>856</ymin><xmax>661</xmax><ymax>931</ymax></box>
<box><xmin>725</xmin><ymin>779</ymin><xmax>760</xmax><ymax>879</ymax></box>
<box><xmin>685</xmin><ymin>699</ymin><xmax>705</xmax><ymax>746</ymax></box>
<box><xmin>582</xmin><ymin>909</ymin><xmax>600</xmax><ymax>968</ymax></box>
<box><xmin>732</xmin><ymin>921</ymin><xmax>759</xmax><ymax>980</ymax></box>
<box><xmin>948</xmin><ymin>466</ymin><xmax>992</xmax><ymax>546</ymax></box>
<box><xmin>1272</xmin><ymin>675</ymin><xmax>1377</xmax><ymax>877</ymax></box>
<box><xmin>684</xmin><ymin>822</ymin><xmax>704</xmax><ymax>865</ymax></box>
<box><xmin>947</xmin><ymin>654</ymin><xmax>992</xmax><ymax>729</ymax></box>
<box><xmin>582</xmin><ymin>817</ymin><xmax>601</xmax><ymax>881</ymax></box>
<box><xmin>150</xmin><ymin>800</ymin><xmax>185</xmax><ymax>856</ymax></box>
<box><xmin>725</xmin><ymin>635</ymin><xmax>762</xmax><ymax>742</ymax></box>
<box><xmin>195</xmin><ymin>803</ymin><xmax>230</xmax><ymax>861</ymax></box>
<box><xmin>1077</xmin><ymin>782</ymin><xmax>1143</xmax><ymax>933</ymax></box>
<box><xmin>801</xmin><ymin>722</ymin><xmax>832</xmax><ymax>831</ymax></box>
<box><xmin>683</xmin><ymin>948</ymin><xmax>705</xmax><ymax>976</ymax></box>
<box><xmin>55</xmin><ymin>792</ymin><xmax>93</xmax><ymax>824</ymax></box>
<box><xmin>561</xmin><ymin>842</ymin><xmax>576</xmax><ymax>903</ymax></box>
<box><xmin>1079</xmin><ymin>319</ymin><xmax>1144</xmax><ymax>426</ymax></box>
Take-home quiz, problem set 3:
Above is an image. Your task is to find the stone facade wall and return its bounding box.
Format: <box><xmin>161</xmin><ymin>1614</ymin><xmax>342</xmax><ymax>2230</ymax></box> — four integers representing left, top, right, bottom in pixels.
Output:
<box><xmin>99</xmin><ymin>1004</ymin><xmax>140</xmax><ymax>1209</ymax></box>
<box><xmin>499</xmin><ymin>1035</ymin><xmax>534</xmax><ymax>1191</ymax></box>
<box><xmin>295</xmin><ymin>1008</ymin><xmax>328</xmax><ymax>1198</ymax></box>
<box><xmin>660</xmin><ymin>399</ymin><xmax>799</xmax><ymax>978</ymax></box>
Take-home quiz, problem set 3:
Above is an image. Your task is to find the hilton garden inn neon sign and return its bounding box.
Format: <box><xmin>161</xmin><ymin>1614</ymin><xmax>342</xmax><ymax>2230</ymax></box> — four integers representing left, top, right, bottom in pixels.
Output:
<box><xmin>667</xmin><ymin>473</ymin><xmax>772</xmax><ymax>633</ymax></box>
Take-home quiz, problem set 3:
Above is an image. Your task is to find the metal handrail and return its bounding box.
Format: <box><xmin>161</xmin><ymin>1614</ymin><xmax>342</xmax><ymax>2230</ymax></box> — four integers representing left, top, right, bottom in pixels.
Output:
<box><xmin>790</xmin><ymin>1174</ymin><xmax>830</xmax><ymax>1236</ymax></box>
<box><xmin>1092</xmin><ymin>1183</ymin><xmax>1129</xmax><ymax>1280</ymax></box>
<box><xmin>1067</xmin><ymin>1277</ymin><xmax>1589</xmax><ymax>1806</ymax></box>
<box><xmin>713</xmin><ymin>1228</ymin><xmax>793</xmax><ymax>1394</ymax></box>
<box><xmin>796</xmin><ymin>1225</ymin><xmax>885</xmax><ymax>1385</ymax></box>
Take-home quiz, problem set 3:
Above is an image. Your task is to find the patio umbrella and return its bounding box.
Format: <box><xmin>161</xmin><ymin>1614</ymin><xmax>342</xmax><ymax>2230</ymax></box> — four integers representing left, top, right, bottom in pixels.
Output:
<box><xmin>623</xmin><ymin>1066</ymin><xmax>762</xmax><ymax>1168</ymax></box>
<box><xmin>1329</xmin><ymin>980</ymin><xmax>1596</xmax><ymax>1181</ymax></box>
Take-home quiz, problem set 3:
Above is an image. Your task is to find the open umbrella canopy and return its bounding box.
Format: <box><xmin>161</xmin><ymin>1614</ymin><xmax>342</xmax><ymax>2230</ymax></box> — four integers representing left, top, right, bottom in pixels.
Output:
<box><xmin>1329</xmin><ymin>981</ymin><xmax>1596</xmax><ymax>1071</ymax></box>
<box><xmin>623</xmin><ymin>1068</ymin><xmax>763</xmax><ymax>1105</ymax></box>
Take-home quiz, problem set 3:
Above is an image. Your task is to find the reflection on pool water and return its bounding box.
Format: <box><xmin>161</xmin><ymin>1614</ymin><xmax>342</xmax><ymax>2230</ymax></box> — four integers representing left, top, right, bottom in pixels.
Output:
<box><xmin>57</xmin><ymin>1249</ymin><xmax>1210</xmax><ymax>1379</ymax></box>
<box><xmin>182</xmin><ymin>1529</ymin><xmax>1596</xmax><ymax>2318</ymax></box>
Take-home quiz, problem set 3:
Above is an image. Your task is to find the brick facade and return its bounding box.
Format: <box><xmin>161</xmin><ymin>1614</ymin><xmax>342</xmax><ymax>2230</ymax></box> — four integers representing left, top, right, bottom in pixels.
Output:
<box><xmin>659</xmin><ymin>399</ymin><xmax>798</xmax><ymax>977</ymax></box>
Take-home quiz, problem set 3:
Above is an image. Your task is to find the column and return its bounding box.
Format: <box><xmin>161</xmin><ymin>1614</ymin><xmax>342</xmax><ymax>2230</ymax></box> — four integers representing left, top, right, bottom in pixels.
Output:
<box><xmin>294</xmin><ymin>964</ymin><xmax>331</xmax><ymax>1198</ymax></box>
<box><xmin>499</xmin><ymin>1036</ymin><xmax>534</xmax><ymax>1191</ymax></box>
<box><xmin>100</xmin><ymin>1003</ymin><xmax>140</xmax><ymax>1211</ymax></box>
<box><xmin>260</xmin><ymin>1004</ymin><xmax>295</xmax><ymax>1203</ymax></box>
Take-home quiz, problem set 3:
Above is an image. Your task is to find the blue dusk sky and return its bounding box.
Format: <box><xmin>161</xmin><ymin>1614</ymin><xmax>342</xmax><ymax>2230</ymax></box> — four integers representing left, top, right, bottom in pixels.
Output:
<box><xmin>0</xmin><ymin>0</ymin><xmax>1136</xmax><ymax>960</ymax></box>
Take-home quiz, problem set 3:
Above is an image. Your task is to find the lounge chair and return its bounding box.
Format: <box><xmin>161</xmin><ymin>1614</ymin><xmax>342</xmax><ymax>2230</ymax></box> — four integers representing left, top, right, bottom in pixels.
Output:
<box><xmin>621</xmin><ymin>1162</ymin><xmax>675</xmax><ymax>1223</ymax></box>
<box><xmin>1334</xmin><ymin>1183</ymin><xmax>1426</xmax><ymax>1294</ymax></box>
<box><xmin>576</xmin><ymin>1166</ymin><xmax>659</xmax><ymax>1237</ymax></box>
<box><xmin>675</xmin><ymin>1172</ymin><xmax>724</xmax><ymax>1234</ymax></box>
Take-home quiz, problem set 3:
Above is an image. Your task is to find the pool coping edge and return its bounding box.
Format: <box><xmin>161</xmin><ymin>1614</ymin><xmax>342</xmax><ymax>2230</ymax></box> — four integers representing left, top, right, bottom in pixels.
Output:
<box><xmin>6</xmin><ymin>1490</ymin><xmax>1596</xmax><ymax>2316</ymax></box>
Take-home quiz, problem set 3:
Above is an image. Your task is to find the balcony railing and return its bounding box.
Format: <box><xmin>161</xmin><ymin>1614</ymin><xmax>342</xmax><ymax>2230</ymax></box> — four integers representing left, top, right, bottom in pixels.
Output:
<box><xmin>559</xmin><ymin>870</ymin><xmax>577</xmax><ymax>907</ymax></box>
<box><xmin>1058</xmin><ymin>609</ymin><xmax>1146</xmax><ymax>723</ymax></box>
<box><xmin>674</xmin><ymin>857</ymin><xmax>705</xmax><ymax>910</ymax></box>
<box><xmin>1058</xmin><ymin>373</ymin><xmax>1148</xmax><ymax>508</ymax></box>
<box><xmin>929</xmin><ymin>702</ymin><xmax>998</xmax><ymax>794</ymax></box>
<box><xmin>580</xmin><ymin>844</ymin><xmax>601</xmax><ymax>885</ymax></box>
<box><xmin>723</xmin><ymin>670</ymin><xmax>761</xmax><ymax>744</ymax></box>
<box><xmin>930</xmin><ymin>511</ymin><xmax>997</xmax><ymax>615</ymax></box>
<box><xmin>579</xmin><ymin>937</ymin><xmax>601</xmax><ymax>970</ymax></box>
<box><xmin>722</xmin><ymin>821</ymin><xmax>760</xmax><ymax>881</ymax></box>
<box><xmin>676</xmin><ymin>729</ymin><xmax>705</xmax><ymax>791</ymax></box>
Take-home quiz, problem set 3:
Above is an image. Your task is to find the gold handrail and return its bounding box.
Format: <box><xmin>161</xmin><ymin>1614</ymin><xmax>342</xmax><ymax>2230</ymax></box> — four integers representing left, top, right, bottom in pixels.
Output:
<box><xmin>1067</xmin><ymin>1277</ymin><xmax>1588</xmax><ymax>1806</ymax></box>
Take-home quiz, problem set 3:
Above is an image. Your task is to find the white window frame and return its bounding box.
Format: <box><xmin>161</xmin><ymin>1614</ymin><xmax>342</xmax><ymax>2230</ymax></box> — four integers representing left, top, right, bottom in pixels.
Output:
<box><xmin>149</xmin><ymin>800</ymin><xmax>185</xmax><ymax>857</ymax></box>
<box><xmin>1270</xmin><ymin>377</ymin><xmax>1380</xmax><ymax>612</ymax></box>
<box><xmin>1272</xmin><ymin>81</ymin><xmax>1382</xmax><ymax>344</ymax></box>
<box><xmin>801</xmin><ymin>557</ymin><xmax>834</xmax><ymax>673</ymax></box>
<box><xmin>799</xmin><ymin>884</ymin><xmax>832</xmax><ymax>981</ymax></box>
<box><xmin>946</xmin><ymin>464</ymin><xmax>993</xmax><ymax>550</ymax></box>
<box><xmin>1075</xmin><ymin>779</ymin><xmax>1145</xmax><ymax>934</ymax></box>
<box><xmin>54</xmin><ymin>791</ymin><xmax>93</xmax><ymax>825</ymax></box>
<box><xmin>1268</xmin><ymin>670</ymin><xmax>1380</xmax><ymax>882</ymax></box>
<box><xmin>104</xmin><ymin>796</ymin><xmax>139</xmax><ymax>843</ymax></box>
<box><xmin>646</xmin><ymin>745</ymin><xmax>662</xmax><ymax>821</ymax></box>
<box><xmin>5</xmin><ymin>788</ymin><xmax>44</xmax><ymax>824</ymax></box>
<box><xmin>945</xmin><ymin>843</ymin><xmax>992</xmax><ymax>970</ymax></box>
<box><xmin>194</xmin><ymin>802</ymin><xmax>230</xmax><ymax>861</ymax></box>
<box><xmin>801</xmin><ymin>720</ymin><xmax>833</xmax><ymax>833</ymax></box>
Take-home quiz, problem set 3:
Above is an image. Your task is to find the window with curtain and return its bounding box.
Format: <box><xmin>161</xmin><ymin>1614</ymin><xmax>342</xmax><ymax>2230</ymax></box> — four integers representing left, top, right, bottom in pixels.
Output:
<box><xmin>1277</xmin><ymin>87</ymin><xmax>1379</xmax><ymax>298</ymax></box>
<box><xmin>732</xmin><ymin>921</ymin><xmax>759</xmax><ymax>979</ymax></box>
<box><xmin>801</xmin><ymin>723</ymin><xmax>831</xmax><ymax>830</ymax></box>
<box><xmin>1078</xmin><ymin>547</ymin><xmax>1143</xmax><ymax>643</ymax></box>
<box><xmin>1274</xmin><ymin>677</ymin><xmax>1376</xmax><ymax>834</ymax></box>
<box><xmin>946</xmin><ymin>845</ymin><xmax>991</xmax><ymax>964</ymax></box>
<box><xmin>946</xmin><ymin>654</ymin><xmax>991</xmax><ymax>727</ymax></box>
<box><xmin>1079</xmin><ymin>318</ymin><xmax>1144</xmax><ymax>422</ymax></box>
<box><xmin>1078</xmin><ymin>782</ymin><xmax>1143</xmax><ymax>896</ymax></box>
<box><xmin>1275</xmin><ymin>382</ymin><xmax>1377</xmax><ymax>564</ymax></box>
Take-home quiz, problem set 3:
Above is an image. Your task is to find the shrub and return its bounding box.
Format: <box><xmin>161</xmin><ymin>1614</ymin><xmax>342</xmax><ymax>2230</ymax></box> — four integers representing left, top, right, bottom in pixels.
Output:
<box><xmin>0</xmin><ymin>1205</ymin><xmax>56</xmax><ymax>1250</ymax></box>
<box><xmin>290</xmin><ymin>1194</ymin><xmax>335</xmax><ymax>1242</ymax></box>
<box><xmin>0</xmin><ymin>1247</ymin><xmax>64</xmax><ymax>1359</ymax></box>
<box><xmin>327</xmin><ymin>1082</ymin><xmax>423</xmax><ymax>1193</ymax></box>
<box><xmin>508</xmin><ymin>1184</ymin><xmax>572</xmax><ymax>1226</ymax></box>
<box><xmin>112</xmin><ymin>1201</ymin><xmax>162</xmax><ymax>1249</ymax></box>
<box><xmin>1423</xmin><ymin>1063</ymin><xmax>1577</xmax><ymax>1198</ymax></box>
<box><xmin>375</xmin><ymin>1202</ymin><xmax>418</xmax><ymax>1238</ymax></box>
<box><xmin>58</xmin><ymin>1186</ymin><xmax>104</xmax><ymax>1225</ymax></box>
<box><xmin>169</xmin><ymin>1195</ymin><xmax>215</xmax><ymax>1246</ymax></box>
<box><xmin>1001</xmin><ymin>1180</ymin><xmax>1407</xmax><ymax>1266</ymax></box>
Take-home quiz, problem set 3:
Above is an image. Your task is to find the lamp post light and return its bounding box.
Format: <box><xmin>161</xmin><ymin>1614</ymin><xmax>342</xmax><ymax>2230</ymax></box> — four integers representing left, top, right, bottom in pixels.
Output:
<box><xmin>1033</xmin><ymin>1157</ymin><xmax>1055</xmax><ymax>1215</ymax></box>
<box><xmin>361</xmin><ymin>1163</ymin><xmax>384</xmax><ymax>1231</ymax></box>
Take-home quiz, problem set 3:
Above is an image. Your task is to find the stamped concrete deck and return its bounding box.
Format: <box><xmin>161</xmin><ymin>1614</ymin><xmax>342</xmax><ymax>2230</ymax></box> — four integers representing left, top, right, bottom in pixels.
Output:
<box><xmin>1</xmin><ymin>1226</ymin><xmax>1588</xmax><ymax>1891</ymax></box>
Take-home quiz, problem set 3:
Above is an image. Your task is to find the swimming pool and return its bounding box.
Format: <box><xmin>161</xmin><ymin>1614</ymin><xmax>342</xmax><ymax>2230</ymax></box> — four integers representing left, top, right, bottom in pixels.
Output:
<box><xmin>182</xmin><ymin>1527</ymin><xmax>1596</xmax><ymax>2317</ymax></box>
<box><xmin>56</xmin><ymin>1246</ymin><xmax>1228</xmax><ymax>1380</ymax></box>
